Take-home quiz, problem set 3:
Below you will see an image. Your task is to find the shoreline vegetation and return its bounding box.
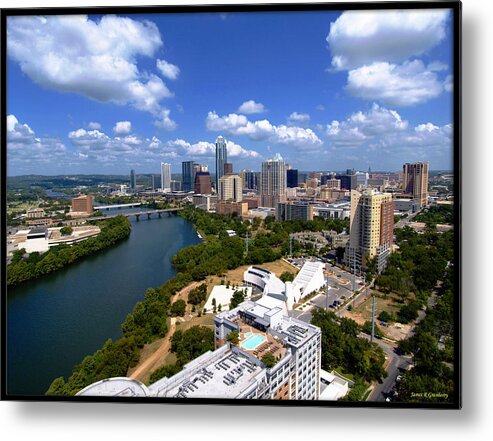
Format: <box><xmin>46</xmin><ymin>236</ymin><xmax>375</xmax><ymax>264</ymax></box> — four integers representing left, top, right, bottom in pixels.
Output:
<box><xmin>7</xmin><ymin>216</ymin><xmax>132</xmax><ymax>287</ymax></box>
<box><xmin>46</xmin><ymin>205</ymin><xmax>348</xmax><ymax>396</ymax></box>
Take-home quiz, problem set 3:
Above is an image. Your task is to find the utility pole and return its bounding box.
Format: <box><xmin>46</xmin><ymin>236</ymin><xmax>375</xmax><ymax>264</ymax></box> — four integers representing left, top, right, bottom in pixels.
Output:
<box><xmin>371</xmin><ymin>295</ymin><xmax>376</xmax><ymax>343</ymax></box>
<box><xmin>289</xmin><ymin>233</ymin><xmax>293</xmax><ymax>257</ymax></box>
<box><xmin>325</xmin><ymin>272</ymin><xmax>329</xmax><ymax>312</ymax></box>
<box><xmin>245</xmin><ymin>230</ymin><xmax>249</xmax><ymax>257</ymax></box>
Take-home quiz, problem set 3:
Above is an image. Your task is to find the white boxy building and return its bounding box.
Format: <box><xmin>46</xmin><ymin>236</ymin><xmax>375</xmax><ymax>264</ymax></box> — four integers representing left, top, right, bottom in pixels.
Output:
<box><xmin>77</xmin><ymin>299</ymin><xmax>323</xmax><ymax>401</ymax></box>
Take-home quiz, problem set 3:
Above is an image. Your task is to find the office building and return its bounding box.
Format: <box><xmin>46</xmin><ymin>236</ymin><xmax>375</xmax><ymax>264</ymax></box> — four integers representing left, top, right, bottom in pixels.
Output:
<box><xmin>169</xmin><ymin>180</ymin><xmax>180</xmax><ymax>192</ymax></box>
<box><xmin>26</xmin><ymin>208</ymin><xmax>46</xmax><ymax>219</ymax></box>
<box><xmin>218</xmin><ymin>174</ymin><xmax>242</xmax><ymax>202</ymax></box>
<box><xmin>313</xmin><ymin>201</ymin><xmax>351</xmax><ymax>220</ymax></box>
<box><xmin>403</xmin><ymin>161</ymin><xmax>429</xmax><ymax>208</ymax></box>
<box><xmin>193</xmin><ymin>194</ymin><xmax>217</xmax><ymax>211</ymax></box>
<box><xmin>161</xmin><ymin>162</ymin><xmax>171</xmax><ymax>192</ymax></box>
<box><xmin>287</xmin><ymin>169</ymin><xmax>299</xmax><ymax>188</ymax></box>
<box><xmin>345</xmin><ymin>189</ymin><xmax>394</xmax><ymax>273</ymax></box>
<box><xmin>260</xmin><ymin>154</ymin><xmax>287</xmax><ymax>208</ymax></box>
<box><xmin>130</xmin><ymin>169</ymin><xmax>136</xmax><ymax>191</ymax></box>
<box><xmin>240</xmin><ymin>170</ymin><xmax>259</xmax><ymax>191</ymax></box>
<box><xmin>194</xmin><ymin>171</ymin><xmax>212</xmax><ymax>195</ymax></box>
<box><xmin>216</xmin><ymin>201</ymin><xmax>248</xmax><ymax>217</ymax></box>
<box><xmin>71</xmin><ymin>194</ymin><xmax>94</xmax><ymax>215</ymax></box>
<box><xmin>336</xmin><ymin>169</ymin><xmax>357</xmax><ymax>190</ymax></box>
<box><xmin>215</xmin><ymin>136</ymin><xmax>228</xmax><ymax>190</ymax></box>
<box><xmin>224</xmin><ymin>162</ymin><xmax>233</xmax><ymax>175</ymax></box>
<box><xmin>182</xmin><ymin>161</ymin><xmax>196</xmax><ymax>192</ymax></box>
<box><xmin>276</xmin><ymin>202</ymin><xmax>314</xmax><ymax>222</ymax></box>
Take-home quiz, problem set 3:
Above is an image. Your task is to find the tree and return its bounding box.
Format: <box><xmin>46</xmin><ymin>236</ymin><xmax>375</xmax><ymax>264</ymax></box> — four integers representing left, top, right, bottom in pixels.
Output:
<box><xmin>226</xmin><ymin>330</ymin><xmax>239</xmax><ymax>345</ymax></box>
<box><xmin>280</xmin><ymin>271</ymin><xmax>295</xmax><ymax>282</ymax></box>
<box><xmin>230</xmin><ymin>289</ymin><xmax>246</xmax><ymax>309</ymax></box>
<box><xmin>60</xmin><ymin>226</ymin><xmax>74</xmax><ymax>236</ymax></box>
<box><xmin>261</xmin><ymin>352</ymin><xmax>277</xmax><ymax>368</ymax></box>
<box><xmin>362</xmin><ymin>321</ymin><xmax>384</xmax><ymax>339</ymax></box>
<box><xmin>170</xmin><ymin>299</ymin><xmax>186</xmax><ymax>317</ymax></box>
<box><xmin>187</xmin><ymin>284</ymin><xmax>207</xmax><ymax>305</ymax></box>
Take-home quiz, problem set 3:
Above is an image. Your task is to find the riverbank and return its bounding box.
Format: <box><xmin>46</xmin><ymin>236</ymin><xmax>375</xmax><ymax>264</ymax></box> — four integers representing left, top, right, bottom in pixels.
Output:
<box><xmin>7</xmin><ymin>215</ymin><xmax>199</xmax><ymax>396</ymax></box>
<box><xmin>7</xmin><ymin>216</ymin><xmax>131</xmax><ymax>287</ymax></box>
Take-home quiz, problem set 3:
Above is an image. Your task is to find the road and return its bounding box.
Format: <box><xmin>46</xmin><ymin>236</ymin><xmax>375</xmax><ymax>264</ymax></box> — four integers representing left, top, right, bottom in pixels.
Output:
<box><xmin>362</xmin><ymin>334</ymin><xmax>413</xmax><ymax>402</ymax></box>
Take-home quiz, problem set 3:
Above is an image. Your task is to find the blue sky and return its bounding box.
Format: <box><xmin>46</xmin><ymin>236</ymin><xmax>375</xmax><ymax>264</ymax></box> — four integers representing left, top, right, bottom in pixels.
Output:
<box><xmin>7</xmin><ymin>8</ymin><xmax>454</xmax><ymax>176</ymax></box>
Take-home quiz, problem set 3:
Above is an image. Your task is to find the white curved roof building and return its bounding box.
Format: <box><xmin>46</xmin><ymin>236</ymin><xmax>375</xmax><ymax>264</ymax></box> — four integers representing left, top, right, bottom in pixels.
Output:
<box><xmin>243</xmin><ymin>261</ymin><xmax>325</xmax><ymax>311</ymax></box>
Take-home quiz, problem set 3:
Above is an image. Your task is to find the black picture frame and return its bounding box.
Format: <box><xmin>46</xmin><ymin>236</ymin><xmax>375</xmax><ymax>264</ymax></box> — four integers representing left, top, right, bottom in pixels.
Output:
<box><xmin>1</xmin><ymin>1</ymin><xmax>461</xmax><ymax>409</ymax></box>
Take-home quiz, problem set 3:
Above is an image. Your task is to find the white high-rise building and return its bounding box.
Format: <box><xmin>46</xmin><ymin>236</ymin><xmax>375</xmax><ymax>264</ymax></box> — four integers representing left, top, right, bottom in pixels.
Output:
<box><xmin>260</xmin><ymin>153</ymin><xmax>287</xmax><ymax>208</ymax></box>
<box><xmin>161</xmin><ymin>162</ymin><xmax>171</xmax><ymax>192</ymax></box>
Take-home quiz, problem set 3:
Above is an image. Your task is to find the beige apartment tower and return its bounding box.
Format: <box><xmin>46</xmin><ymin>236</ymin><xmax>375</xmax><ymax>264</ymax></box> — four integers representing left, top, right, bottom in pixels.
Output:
<box><xmin>402</xmin><ymin>162</ymin><xmax>429</xmax><ymax>208</ymax></box>
<box><xmin>346</xmin><ymin>189</ymin><xmax>394</xmax><ymax>273</ymax></box>
<box><xmin>218</xmin><ymin>173</ymin><xmax>243</xmax><ymax>202</ymax></box>
<box><xmin>260</xmin><ymin>153</ymin><xmax>287</xmax><ymax>208</ymax></box>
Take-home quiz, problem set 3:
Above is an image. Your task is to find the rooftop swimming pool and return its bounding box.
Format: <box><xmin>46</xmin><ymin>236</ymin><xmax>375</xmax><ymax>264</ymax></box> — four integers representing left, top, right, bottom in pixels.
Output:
<box><xmin>240</xmin><ymin>332</ymin><xmax>267</xmax><ymax>351</ymax></box>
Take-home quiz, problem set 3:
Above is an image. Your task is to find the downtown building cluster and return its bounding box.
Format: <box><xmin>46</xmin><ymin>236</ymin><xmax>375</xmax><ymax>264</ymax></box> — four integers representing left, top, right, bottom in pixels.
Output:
<box><xmin>129</xmin><ymin>135</ymin><xmax>429</xmax><ymax>273</ymax></box>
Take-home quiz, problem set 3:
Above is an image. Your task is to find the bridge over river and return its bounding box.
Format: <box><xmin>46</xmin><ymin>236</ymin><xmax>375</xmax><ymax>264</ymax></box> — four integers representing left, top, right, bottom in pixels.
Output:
<box><xmin>86</xmin><ymin>207</ymin><xmax>183</xmax><ymax>221</ymax></box>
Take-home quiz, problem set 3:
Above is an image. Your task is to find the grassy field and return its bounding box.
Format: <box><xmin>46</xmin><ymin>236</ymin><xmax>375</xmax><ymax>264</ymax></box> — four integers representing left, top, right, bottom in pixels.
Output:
<box><xmin>343</xmin><ymin>290</ymin><xmax>412</xmax><ymax>341</ymax></box>
<box><xmin>202</xmin><ymin>259</ymin><xmax>299</xmax><ymax>295</ymax></box>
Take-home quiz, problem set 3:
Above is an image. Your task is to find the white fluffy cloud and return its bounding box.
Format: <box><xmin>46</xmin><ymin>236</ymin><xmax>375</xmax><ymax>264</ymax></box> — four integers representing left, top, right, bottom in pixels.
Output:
<box><xmin>154</xmin><ymin>108</ymin><xmax>177</xmax><ymax>131</ymax></box>
<box><xmin>156</xmin><ymin>59</ymin><xmax>180</xmax><ymax>80</ymax></box>
<box><xmin>206</xmin><ymin>111</ymin><xmax>322</xmax><ymax>149</ymax></box>
<box><xmin>346</xmin><ymin>60</ymin><xmax>444</xmax><ymax>106</ymax></box>
<box><xmin>287</xmin><ymin>112</ymin><xmax>310</xmax><ymax>125</ymax></box>
<box><xmin>113</xmin><ymin>121</ymin><xmax>132</xmax><ymax>135</ymax></box>
<box><xmin>326</xmin><ymin>10</ymin><xmax>451</xmax><ymax>107</ymax></box>
<box><xmin>7</xmin><ymin>115</ymin><xmax>67</xmax><ymax>171</ymax></box>
<box><xmin>327</xmin><ymin>10</ymin><xmax>450</xmax><ymax>70</ymax></box>
<box><xmin>7</xmin><ymin>15</ymin><xmax>173</xmax><ymax>115</ymax></box>
<box><xmin>326</xmin><ymin>104</ymin><xmax>452</xmax><ymax>160</ymax></box>
<box><xmin>237</xmin><ymin>100</ymin><xmax>266</xmax><ymax>114</ymax></box>
<box><xmin>87</xmin><ymin>121</ymin><xmax>101</xmax><ymax>130</ymax></box>
<box><xmin>166</xmin><ymin>138</ymin><xmax>259</xmax><ymax>158</ymax></box>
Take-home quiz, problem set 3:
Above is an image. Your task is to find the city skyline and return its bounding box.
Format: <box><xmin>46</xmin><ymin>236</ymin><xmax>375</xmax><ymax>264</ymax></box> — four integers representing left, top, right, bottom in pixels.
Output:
<box><xmin>7</xmin><ymin>9</ymin><xmax>454</xmax><ymax>176</ymax></box>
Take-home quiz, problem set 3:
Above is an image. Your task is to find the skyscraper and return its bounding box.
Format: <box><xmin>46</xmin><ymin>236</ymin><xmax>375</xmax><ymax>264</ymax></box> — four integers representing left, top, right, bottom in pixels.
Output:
<box><xmin>260</xmin><ymin>153</ymin><xmax>287</xmax><ymax>208</ymax></box>
<box><xmin>240</xmin><ymin>170</ymin><xmax>259</xmax><ymax>191</ymax></box>
<box><xmin>194</xmin><ymin>171</ymin><xmax>212</xmax><ymax>194</ymax></box>
<box><xmin>345</xmin><ymin>189</ymin><xmax>394</xmax><ymax>273</ymax></box>
<box><xmin>218</xmin><ymin>174</ymin><xmax>242</xmax><ymax>202</ymax></box>
<box><xmin>130</xmin><ymin>169</ymin><xmax>136</xmax><ymax>191</ymax></box>
<box><xmin>215</xmin><ymin>136</ymin><xmax>227</xmax><ymax>191</ymax></box>
<box><xmin>182</xmin><ymin>161</ymin><xmax>196</xmax><ymax>192</ymax></box>
<box><xmin>287</xmin><ymin>169</ymin><xmax>298</xmax><ymax>188</ymax></box>
<box><xmin>161</xmin><ymin>163</ymin><xmax>171</xmax><ymax>192</ymax></box>
<box><xmin>403</xmin><ymin>162</ymin><xmax>429</xmax><ymax>208</ymax></box>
